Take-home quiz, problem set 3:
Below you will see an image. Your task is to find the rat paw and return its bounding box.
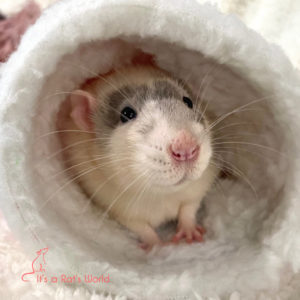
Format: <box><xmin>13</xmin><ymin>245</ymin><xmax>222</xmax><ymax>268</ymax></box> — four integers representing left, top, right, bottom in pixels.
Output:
<box><xmin>172</xmin><ymin>224</ymin><xmax>206</xmax><ymax>244</ymax></box>
<box><xmin>138</xmin><ymin>242</ymin><xmax>152</xmax><ymax>251</ymax></box>
<box><xmin>138</xmin><ymin>239</ymin><xmax>164</xmax><ymax>251</ymax></box>
<box><xmin>138</xmin><ymin>240</ymin><xmax>171</xmax><ymax>251</ymax></box>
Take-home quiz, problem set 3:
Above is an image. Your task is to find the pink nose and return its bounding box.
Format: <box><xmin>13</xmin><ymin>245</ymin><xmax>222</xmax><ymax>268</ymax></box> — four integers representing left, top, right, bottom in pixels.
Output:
<box><xmin>170</xmin><ymin>130</ymin><xmax>200</xmax><ymax>162</ymax></box>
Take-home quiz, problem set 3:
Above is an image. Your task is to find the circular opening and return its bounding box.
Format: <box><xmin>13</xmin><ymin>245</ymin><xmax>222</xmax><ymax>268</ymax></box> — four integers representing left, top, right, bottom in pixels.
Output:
<box><xmin>30</xmin><ymin>37</ymin><xmax>289</xmax><ymax>273</ymax></box>
<box><xmin>0</xmin><ymin>2</ymin><xmax>298</xmax><ymax>297</ymax></box>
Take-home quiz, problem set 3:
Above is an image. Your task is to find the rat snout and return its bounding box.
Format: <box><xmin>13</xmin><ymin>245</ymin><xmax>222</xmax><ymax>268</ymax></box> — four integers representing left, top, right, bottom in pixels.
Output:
<box><xmin>170</xmin><ymin>129</ymin><xmax>200</xmax><ymax>162</ymax></box>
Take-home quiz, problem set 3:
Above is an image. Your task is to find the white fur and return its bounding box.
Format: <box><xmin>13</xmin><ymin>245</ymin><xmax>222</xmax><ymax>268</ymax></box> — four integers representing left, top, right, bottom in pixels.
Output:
<box><xmin>0</xmin><ymin>0</ymin><xmax>300</xmax><ymax>299</ymax></box>
<box><xmin>107</xmin><ymin>98</ymin><xmax>215</xmax><ymax>231</ymax></box>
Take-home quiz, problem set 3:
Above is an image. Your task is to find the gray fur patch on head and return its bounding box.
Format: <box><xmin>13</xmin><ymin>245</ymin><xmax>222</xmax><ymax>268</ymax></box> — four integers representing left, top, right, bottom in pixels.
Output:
<box><xmin>103</xmin><ymin>85</ymin><xmax>136</xmax><ymax>128</ymax></box>
<box><xmin>152</xmin><ymin>80</ymin><xmax>181</xmax><ymax>100</ymax></box>
<box><xmin>95</xmin><ymin>84</ymin><xmax>149</xmax><ymax>129</ymax></box>
<box><xmin>94</xmin><ymin>77</ymin><xmax>205</xmax><ymax>136</ymax></box>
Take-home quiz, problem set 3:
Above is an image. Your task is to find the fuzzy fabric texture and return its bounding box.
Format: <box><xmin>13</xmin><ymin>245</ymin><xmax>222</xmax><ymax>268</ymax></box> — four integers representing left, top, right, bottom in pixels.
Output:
<box><xmin>1</xmin><ymin>0</ymin><xmax>300</xmax><ymax>299</ymax></box>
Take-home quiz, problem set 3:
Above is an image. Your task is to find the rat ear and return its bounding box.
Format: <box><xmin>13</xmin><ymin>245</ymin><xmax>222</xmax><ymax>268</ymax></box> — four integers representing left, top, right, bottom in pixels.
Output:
<box><xmin>69</xmin><ymin>90</ymin><xmax>97</xmax><ymax>131</ymax></box>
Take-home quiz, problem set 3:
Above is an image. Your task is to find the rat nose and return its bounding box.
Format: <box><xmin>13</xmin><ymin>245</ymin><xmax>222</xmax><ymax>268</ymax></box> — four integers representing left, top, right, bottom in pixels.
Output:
<box><xmin>170</xmin><ymin>130</ymin><xmax>200</xmax><ymax>162</ymax></box>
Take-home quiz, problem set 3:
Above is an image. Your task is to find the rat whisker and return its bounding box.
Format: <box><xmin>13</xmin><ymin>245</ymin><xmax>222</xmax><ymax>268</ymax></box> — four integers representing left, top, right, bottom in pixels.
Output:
<box><xmin>96</xmin><ymin>169</ymin><xmax>150</xmax><ymax>230</ymax></box>
<box><xmin>76</xmin><ymin>151</ymin><xmax>135</xmax><ymax>217</ymax></box>
<box><xmin>123</xmin><ymin>173</ymin><xmax>154</xmax><ymax>223</ymax></box>
<box><xmin>204</xmin><ymin>94</ymin><xmax>276</xmax><ymax>136</ymax></box>
<box><xmin>211</xmin><ymin>122</ymin><xmax>251</xmax><ymax>134</ymax></box>
<box><xmin>38</xmin><ymin>129</ymin><xmax>99</xmax><ymax>138</ymax></box>
<box><xmin>211</xmin><ymin>141</ymin><xmax>285</xmax><ymax>157</ymax></box>
<box><xmin>54</xmin><ymin>151</ymin><xmax>119</xmax><ymax>165</ymax></box>
<box><xmin>126</xmin><ymin>173</ymin><xmax>154</xmax><ymax>224</ymax></box>
<box><xmin>194</xmin><ymin>72</ymin><xmax>210</xmax><ymax>111</ymax></box>
<box><xmin>213</xmin><ymin>146</ymin><xmax>280</xmax><ymax>161</ymax></box>
<box><xmin>179</xmin><ymin>69</ymin><xmax>194</xmax><ymax>90</ymax></box>
<box><xmin>213</xmin><ymin>147</ymin><xmax>267</xmax><ymax>171</ymax></box>
<box><xmin>49</xmin><ymin>155</ymin><xmax>131</xmax><ymax>180</ymax></box>
<box><xmin>143</xmin><ymin>174</ymin><xmax>161</xmax><ymax>228</ymax></box>
<box><xmin>41</xmin><ymin>136</ymin><xmax>116</xmax><ymax>162</ymax></box>
<box><xmin>195</xmin><ymin>62</ymin><xmax>219</xmax><ymax>115</ymax></box>
<box><xmin>212</xmin><ymin>154</ymin><xmax>258</xmax><ymax>200</ymax></box>
<box><xmin>205</xmin><ymin>108</ymin><xmax>265</xmax><ymax>137</ymax></box>
<box><xmin>38</xmin><ymin>158</ymin><xmax>130</xmax><ymax>212</ymax></box>
<box><xmin>62</xmin><ymin>61</ymin><xmax>143</xmax><ymax>115</ymax></box>
<box><xmin>211</xmin><ymin>132</ymin><xmax>264</xmax><ymax>142</ymax></box>
<box><xmin>199</xmin><ymin>108</ymin><xmax>262</xmax><ymax>142</ymax></box>
<box><xmin>212</xmin><ymin>176</ymin><xmax>230</xmax><ymax>208</ymax></box>
<box><xmin>197</xmin><ymin>78</ymin><xmax>214</xmax><ymax>121</ymax></box>
<box><xmin>77</xmin><ymin>168</ymin><xmax>126</xmax><ymax>218</ymax></box>
<box><xmin>37</xmin><ymin>91</ymin><xmax>78</xmax><ymax>103</ymax></box>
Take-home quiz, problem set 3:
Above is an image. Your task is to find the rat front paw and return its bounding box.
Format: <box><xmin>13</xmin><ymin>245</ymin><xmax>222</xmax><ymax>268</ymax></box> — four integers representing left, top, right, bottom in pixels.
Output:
<box><xmin>172</xmin><ymin>224</ymin><xmax>206</xmax><ymax>244</ymax></box>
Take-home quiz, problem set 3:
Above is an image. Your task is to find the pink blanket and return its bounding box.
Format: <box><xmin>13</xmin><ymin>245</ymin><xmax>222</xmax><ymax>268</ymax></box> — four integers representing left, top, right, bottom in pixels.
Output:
<box><xmin>0</xmin><ymin>1</ymin><xmax>40</xmax><ymax>62</ymax></box>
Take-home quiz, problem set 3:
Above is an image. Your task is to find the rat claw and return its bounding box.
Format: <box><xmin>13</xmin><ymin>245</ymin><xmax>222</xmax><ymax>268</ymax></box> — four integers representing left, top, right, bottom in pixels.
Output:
<box><xmin>195</xmin><ymin>235</ymin><xmax>203</xmax><ymax>242</ymax></box>
<box><xmin>186</xmin><ymin>236</ymin><xmax>193</xmax><ymax>244</ymax></box>
<box><xmin>171</xmin><ymin>224</ymin><xmax>206</xmax><ymax>244</ymax></box>
<box><xmin>194</xmin><ymin>230</ymin><xmax>204</xmax><ymax>242</ymax></box>
<box><xmin>172</xmin><ymin>230</ymin><xmax>186</xmax><ymax>243</ymax></box>
<box><xmin>196</xmin><ymin>225</ymin><xmax>206</xmax><ymax>234</ymax></box>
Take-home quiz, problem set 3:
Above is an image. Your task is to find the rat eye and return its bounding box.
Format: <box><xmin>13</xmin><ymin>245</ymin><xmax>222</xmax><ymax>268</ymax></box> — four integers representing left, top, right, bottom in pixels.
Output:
<box><xmin>183</xmin><ymin>96</ymin><xmax>193</xmax><ymax>109</ymax></box>
<box><xmin>120</xmin><ymin>106</ymin><xmax>137</xmax><ymax>123</ymax></box>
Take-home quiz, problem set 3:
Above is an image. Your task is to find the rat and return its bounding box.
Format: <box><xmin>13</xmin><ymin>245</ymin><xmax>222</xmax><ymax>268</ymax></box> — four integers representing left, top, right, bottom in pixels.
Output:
<box><xmin>57</xmin><ymin>64</ymin><xmax>218</xmax><ymax>249</ymax></box>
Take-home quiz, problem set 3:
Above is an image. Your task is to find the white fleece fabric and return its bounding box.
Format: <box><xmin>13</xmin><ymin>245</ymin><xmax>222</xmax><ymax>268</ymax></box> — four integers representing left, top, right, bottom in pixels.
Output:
<box><xmin>1</xmin><ymin>0</ymin><xmax>300</xmax><ymax>299</ymax></box>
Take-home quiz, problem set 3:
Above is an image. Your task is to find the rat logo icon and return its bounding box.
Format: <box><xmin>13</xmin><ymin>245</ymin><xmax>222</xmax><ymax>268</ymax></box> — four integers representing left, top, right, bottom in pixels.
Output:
<box><xmin>21</xmin><ymin>248</ymin><xmax>48</xmax><ymax>282</ymax></box>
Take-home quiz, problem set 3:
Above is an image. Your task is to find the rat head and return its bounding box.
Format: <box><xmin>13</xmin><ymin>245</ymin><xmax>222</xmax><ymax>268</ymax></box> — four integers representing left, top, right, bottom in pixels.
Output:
<box><xmin>70</xmin><ymin>67</ymin><xmax>214</xmax><ymax>192</ymax></box>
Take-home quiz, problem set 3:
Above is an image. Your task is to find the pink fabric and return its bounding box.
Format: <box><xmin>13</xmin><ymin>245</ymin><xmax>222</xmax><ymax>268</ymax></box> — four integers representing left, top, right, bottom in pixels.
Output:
<box><xmin>0</xmin><ymin>1</ymin><xmax>40</xmax><ymax>62</ymax></box>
